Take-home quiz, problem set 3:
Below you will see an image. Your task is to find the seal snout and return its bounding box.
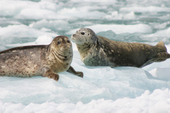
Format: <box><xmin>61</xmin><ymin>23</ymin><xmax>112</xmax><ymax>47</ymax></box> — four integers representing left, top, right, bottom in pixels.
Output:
<box><xmin>71</xmin><ymin>34</ymin><xmax>76</xmax><ymax>40</ymax></box>
<box><xmin>62</xmin><ymin>44</ymin><xmax>71</xmax><ymax>50</ymax></box>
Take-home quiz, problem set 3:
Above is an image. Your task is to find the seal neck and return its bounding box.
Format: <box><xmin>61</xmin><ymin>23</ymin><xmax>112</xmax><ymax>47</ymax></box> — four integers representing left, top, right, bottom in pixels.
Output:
<box><xmin>76</xmin><ymin>41</ymin><xmax>98</xmax><ymax>61</ymax></box>
<box><xmin>76</xmin><ymin>43</ymin><xmax>92</xmax><ymax>53</ymax></box>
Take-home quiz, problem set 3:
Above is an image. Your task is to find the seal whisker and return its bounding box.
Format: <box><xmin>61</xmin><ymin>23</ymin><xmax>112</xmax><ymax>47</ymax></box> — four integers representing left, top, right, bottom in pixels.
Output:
<box><xmin>52</xmin><ymin>48</ymin><xmax>69</xmax><ymax>62</ymax></box>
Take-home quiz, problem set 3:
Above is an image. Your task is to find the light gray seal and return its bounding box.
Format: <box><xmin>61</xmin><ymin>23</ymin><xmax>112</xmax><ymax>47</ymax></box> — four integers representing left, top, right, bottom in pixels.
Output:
<box><xmin>71</xmin><ymin>28</ymin><xmax>170</xmax><ymax>67</ymax></box>
<box><xmin>0</xmin><ymin>36</ymin><xmax>83</xmax><ymax>81</ymax></box>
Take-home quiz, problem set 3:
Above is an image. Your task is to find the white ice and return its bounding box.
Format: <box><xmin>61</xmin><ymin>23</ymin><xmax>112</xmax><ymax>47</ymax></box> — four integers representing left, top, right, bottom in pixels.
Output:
<box><xmin>1</xmin><ymin>89</ymin><xmax>170</xmax><ymax>113</ymax></box>
<box><xmin>0</xmin><ymin>1</ymin><xmax>60</xmax><ymax>17</ymax></box>
<box><xmin>146</xmin><ymin>27</ymin><xmax>170</xmax><ymax>38</ymax></box>
<box><xmin>55</xmin><ymin>7</ymin><xmax>107</xmax><ymax>20</ymax></box>
<box><xmin>120</xmin><ymin>6</ymin><xmax>170</xmax><ymax>13</ymax></box>
<box><xmin>67</xmin><ymin>24</ymin><xmax>152</xmax><ymax>35</ymax></box>
<box><xmin>0</xmin><ymin>25</ymin><xmax>57</xmax><ymax>39</ymax></box>
<box><xmin>29</xmin><ymin>19</ymin><xmax>71</xmax><ymax>31</ymax></box>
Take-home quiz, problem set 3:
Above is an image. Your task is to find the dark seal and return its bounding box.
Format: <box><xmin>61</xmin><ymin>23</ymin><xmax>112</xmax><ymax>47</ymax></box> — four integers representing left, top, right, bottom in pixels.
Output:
<box><xmin>0</xmin><ymin>36</ymin><xmax>83</xmax><ymax>81</ymax></box>
<box><xmin>71</xmin><ymin>28</ymin><xmax>170</xmax><ymax>67</ymax></box>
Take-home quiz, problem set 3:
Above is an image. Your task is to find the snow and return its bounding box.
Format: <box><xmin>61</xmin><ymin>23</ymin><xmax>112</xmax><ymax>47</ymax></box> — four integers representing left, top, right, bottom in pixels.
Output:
<box><xmin>0</xmin><ymin>89</ymin><xmax>170</xmax><ymax>113</ymax></box>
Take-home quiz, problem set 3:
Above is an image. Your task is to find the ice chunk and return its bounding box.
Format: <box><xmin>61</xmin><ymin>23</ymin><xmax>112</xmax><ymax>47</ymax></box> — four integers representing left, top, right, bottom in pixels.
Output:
<box><xmin>146</xmin><ymin>27</ymin><xmax>170</xmax><ymax>37</ymax></box>
<box><xmin>97</xmin><ymin>30</ymin><xmax>116</xmax><ymax>40</ymax></box>
<box><xmin>35</xmin><ymin>35</ymin><xmax>53</xmax><ymax>45</ymax></box>
<box><xmin>0</xmin><ymin>25</ymin><xmax>57</xmax><ymax>39</ymax></box>
<box><xmin>105</xmin><ymin>11</ymin><xmax>136</xmax><ymax>20</ymax></box>
<box><xmin>5</xmin><ymin>35</ymin><xmax>53</xmax><ymax>48</ymax></box>
<box><xmin>56</xmin><ymin>7</ymin><xmax>107</xmax><ymax>20</ymax></box>
<box><xmin>29</xmin><ymin>19</ymin><xmax>70</xmax><ymax>31</ymax></box>
<box><xmin>0</xmin><ymin>1</ymin><xmax>60</xmax><ymax>17</ymax></box>
<box><xmin>120</xmin><ymin>6</ymin><xmax>170</xmax><ymax>13</ymax></box>
<box><xmin>123</xmin><ymin>12</ymin><xmax>136</xmax><ymax>20</ymax></box>
<box><xmin>15</xmin><ymin>8</ymin><xmax>58</xmax><ymax>20</ymax></box>
<box><xmin>70</xmin><ymin>0</ymin><xmax>117</xmax><ymax>4</ymax></box>
<box><xmin>0</xmin><ymin>1</ymin><xmax>36</xmax><ymax>16</ymax></box>
<box><xmin>67</xmin><ymin>24</ymin><xmax>152</xmax><ymax>34</ymax></box>
<box><xmin>149</xmin><ymin>68</ymin><xmax>170</xmax><ymax>80</ymax></box>
<box><xmin>105</xmin><ymin>11</ymin><xmax>123</xmax><ymax>20</ymax></box>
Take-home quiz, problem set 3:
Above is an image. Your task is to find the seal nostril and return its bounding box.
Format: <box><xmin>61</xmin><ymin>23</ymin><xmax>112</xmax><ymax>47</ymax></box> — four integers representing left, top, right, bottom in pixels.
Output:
<box><xmin>73</xmin><ymin>34</ymin><xmax>76</xmax><ymax>37</ymax></box>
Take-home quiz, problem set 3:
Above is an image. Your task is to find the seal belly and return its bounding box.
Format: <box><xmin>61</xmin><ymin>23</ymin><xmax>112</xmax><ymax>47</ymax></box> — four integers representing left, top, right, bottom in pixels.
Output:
<box><xmin>82</xmin><ymin>46</ymin><xmax>111</xmax><ymax>66</ymax></box>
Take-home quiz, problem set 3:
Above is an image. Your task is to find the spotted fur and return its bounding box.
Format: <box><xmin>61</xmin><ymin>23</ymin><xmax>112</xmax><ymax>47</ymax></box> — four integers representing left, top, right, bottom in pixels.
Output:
<box><xmin>0</xmin><ymin>36</ymin><xmax>83</xmax><ymax>81</ymax></box>
<box><xmin>71</xmin><ymin>28</ymin><xmax>170</xmax><ymax>67</ymax></box>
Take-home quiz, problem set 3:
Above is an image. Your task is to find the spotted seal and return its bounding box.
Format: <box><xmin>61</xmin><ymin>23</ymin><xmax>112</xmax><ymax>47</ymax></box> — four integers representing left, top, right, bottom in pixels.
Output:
<box><xmin>0</xmin><ymin>36</ymin><xmax>83</xmax><ymax>81</ymax></box>
<box><xmin>71</xmin><ymin>28</ymin><xmax>170</xmax><ymax>67</ymax></box>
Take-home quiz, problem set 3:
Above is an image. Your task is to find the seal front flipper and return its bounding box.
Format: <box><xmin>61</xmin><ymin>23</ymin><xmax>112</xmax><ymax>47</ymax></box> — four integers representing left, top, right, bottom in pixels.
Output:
<box><xmin>67</xmin><ymin>66</ymin><xmax>83</xmax><ymax>78</ymax></box>
<box><xmin>42</xmin><ymin>69</ymin><xmax>59</xmax><ymax>81</ymax></box>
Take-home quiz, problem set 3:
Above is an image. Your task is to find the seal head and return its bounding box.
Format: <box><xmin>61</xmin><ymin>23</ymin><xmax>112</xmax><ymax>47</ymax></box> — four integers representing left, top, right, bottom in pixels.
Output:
<box><xmin>71</xmin><ymin>28</ymin><xmax>97</xmax><ymax>45</ymax></box>
<box><xmin>47</xmin><ymin>36</ymin><xmax>73</xmax><ymax>73</ymax></box>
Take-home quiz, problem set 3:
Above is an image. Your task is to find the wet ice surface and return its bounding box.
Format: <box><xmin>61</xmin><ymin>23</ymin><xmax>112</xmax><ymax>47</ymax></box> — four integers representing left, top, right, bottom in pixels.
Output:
<box><xmin>0</xmin><ymin>0</ymin><xmax>170</xmax><ymax>112</ymax></box>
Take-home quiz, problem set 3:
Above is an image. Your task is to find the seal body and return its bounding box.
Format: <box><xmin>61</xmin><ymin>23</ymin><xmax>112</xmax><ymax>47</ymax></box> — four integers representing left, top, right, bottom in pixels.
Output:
<box><xmin>71</xmin><ymin>28</ymin><xmax>170</xmax><ymax>67</ymax></box>
<box><xmin>0</xmin><ymin>36</ymin><xmax>83</xmax><ymax>81</ymax></box>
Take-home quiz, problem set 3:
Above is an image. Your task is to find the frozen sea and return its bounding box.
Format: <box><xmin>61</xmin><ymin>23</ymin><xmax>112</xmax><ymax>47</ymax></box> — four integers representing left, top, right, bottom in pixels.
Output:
<box><xmin>0</xmin><ymin>0</ymin><xmax>170</xmax><ymax>112</ymax></box>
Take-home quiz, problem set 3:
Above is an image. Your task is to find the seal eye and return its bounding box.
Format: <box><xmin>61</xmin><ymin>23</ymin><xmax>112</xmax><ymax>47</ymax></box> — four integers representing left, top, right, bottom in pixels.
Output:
<box><xmin>67</xmin><ymin>40</ymin><xmax>70</xmax><ymax>43</ymax></box>
<box><xmin>81</xmin><ymin>32</ymin><xmax>85</xmax><ymax>35</ymax></box>
<box><xmin>57</xmin><ymin>41</ymin><xmax>61</xmax><ymax>45</ymax></box>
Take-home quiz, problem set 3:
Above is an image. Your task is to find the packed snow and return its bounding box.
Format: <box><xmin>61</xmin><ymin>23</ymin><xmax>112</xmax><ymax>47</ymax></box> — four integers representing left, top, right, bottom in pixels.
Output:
<box><xmin>0</xmin><ymin>0</ymin><xmax>170</xmax><ymax>112</ymax></box>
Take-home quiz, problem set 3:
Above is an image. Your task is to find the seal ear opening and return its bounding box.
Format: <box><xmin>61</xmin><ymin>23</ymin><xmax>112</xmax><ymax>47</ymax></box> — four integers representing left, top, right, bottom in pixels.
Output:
<box><xmin>155</xmin><ymin>41</ymin><xmax>167</xmax><ymax>52</ymax></box>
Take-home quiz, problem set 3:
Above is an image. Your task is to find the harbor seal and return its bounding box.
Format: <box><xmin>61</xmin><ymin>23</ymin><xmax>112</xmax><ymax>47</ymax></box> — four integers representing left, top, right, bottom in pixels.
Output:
<box><xmin>71</xmin><ymin>28</ymin><xmax>170</xmax><ymax>67</ymax></box>
<box><xmin>0</xmin><ymin>36</ymin><xmax>83</xmax><ymax>81</ymax></box>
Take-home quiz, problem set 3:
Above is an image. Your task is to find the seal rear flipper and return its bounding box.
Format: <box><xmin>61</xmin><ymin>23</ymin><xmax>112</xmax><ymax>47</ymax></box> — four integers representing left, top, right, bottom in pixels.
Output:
<box><xmin>67</xmin><ymin>66</ymin><xmax>83</xmax><ymax>78</ymax></box>
<box><xmin>155</xmin><ymin>41</ymin><xmax>167</xmax><ymax>52</ymax></box>
<box><xmin>152</xmin><ymin>52</ymin><xmax>170</xmax><ymax>62</ymax></box>
<box><xmin>140</xmin><ymin>52</ymin><xmax>170</xmax><ymax>67</ymax></box>
<box><xmin>42</xmin><ymin>69</ymin><xmax>59</xmax><ymax>81</ymax></box>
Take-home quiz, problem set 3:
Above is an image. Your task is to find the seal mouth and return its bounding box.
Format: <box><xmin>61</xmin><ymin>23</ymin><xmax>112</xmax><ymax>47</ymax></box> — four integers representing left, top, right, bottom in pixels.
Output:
<box><xmin>71</xmin><ymin>34</ymin><xmax>76</xmax><ymax>41</ymax></box>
